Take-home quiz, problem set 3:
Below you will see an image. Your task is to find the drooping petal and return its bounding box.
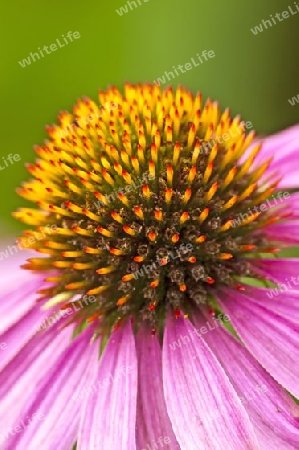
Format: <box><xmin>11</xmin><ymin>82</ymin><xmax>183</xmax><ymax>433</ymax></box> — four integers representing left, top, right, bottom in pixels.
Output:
<box><xmin>253</xmin><ymin>257</ymin><xmax>299</xmax><ymax>286</ymax></box>
<box><xmin>135</xmin><ymin>324</ymin><xmax>180</xmax><ymax>450</ymax></box>
<box><xmin>78</xmin><ymin>320</ymin><xmax>138</xmax><ymax>450</ymax></box>
<box><xmin>194</xmin><ymin>312</ymin><xmax>299</xmax><ymax>450</ymax></box>
<box><xmin>217</xmin><ymin>288</ymin><xmax>299</xmax><ymax>398</ymax></box>
<box><xmin>0</xmin><ymin>303</ymin><xmax>49</xmax><ymax>371</ymax></box>
<box><xmin>3</xmin><ymin>327</ymin><xmax>97</xmax><ymax>450</ymax></box>
<box><xmin>263</xmin><ymin>222</ymin><xmax>299</xmax><ymax>245</ymax></box>
<box><xmin>258</xmin><ymin>193</ymin><xmax>299</xmax><ymax>245</ymax></box>
<box><xmin>237</xmin><ymin>285</ymin><xmax>299</xmax><ymax>323</ymax></box>
<box><xmin>250</xmin><ymin>125</ymin><xmax>299</xmax><ymax>189</ymax></box>
<box><xmin>163</xmin><ymin>315</ymin><xmax>259</xmax><ymax>450</ymax></box>
<box><xmin>0</xmin><ymin>323</ymin><xmax>74</xmax><ymax>432</ymax></box>
<box><xmin>0</xmin><ymin>270</ymin><xmax>44</xmax><ymax>334</ymax></box>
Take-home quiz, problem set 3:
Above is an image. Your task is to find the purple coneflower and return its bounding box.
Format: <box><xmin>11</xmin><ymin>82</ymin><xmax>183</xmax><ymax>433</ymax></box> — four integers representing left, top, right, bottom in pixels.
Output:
<box><xmin>1</xmin><ymin>84</ymin><xmax>299</xmax><ymax>449</ymax></box>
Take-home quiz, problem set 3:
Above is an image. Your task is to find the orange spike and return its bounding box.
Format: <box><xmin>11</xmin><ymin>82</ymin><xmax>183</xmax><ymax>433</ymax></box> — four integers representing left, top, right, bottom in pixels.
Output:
<box><xmin>173</xmin><ymin>142</ymin><xmax>181</xmax><ymax>165</ymax></box>
<box><xmin>188</xmin><ymin>256</ymin><xmax>197</xmax><ymax>263</ymax></box>
<box><xmin>117</xmin><ymin>296</ymin><xmax>129</xmax><ymax>306</ymax></box>
<box><xmin>131</xmin><ymin>156</ymin><xmax>140</xmax><ymax>174</ymax></box>
<box><xmin>96</xmin><ymin>266</ymin><xmax>115</xmax><ymax>275</ymax></box>
<box><xmin>167</xmin><ymin>164</ymin><xmax>173</xmax><ymax>186</ymax></box>
<box><xmin>180</xmin><ymin>212</ymin><xmax>189</xmax><ymax>224</ymax></box>
<box><xmin>154</xmin><ymin>209</ymin><xmax>163</xmax><ymax>221</ymax></box>
<box><xmin>198</xmin><ymin>208</ymin><xmax>209</xmax><ymax>223</ymax></box>
<box><xmin>122</xmin><ymin>274</ymin><xmax>135</xmax><ymax>282</ymax></box>
<box><xmin>110</xmin><ymin>248</ymin><xmax>124</xmax><ymax>256</ymax></box>
<box><xmin>151</xmin><ymin>143</ymin><xmax>158</xmax><ymax>163</ymax></box>
<box><xmin>137</xmin><ymin>144</ymin><xmax>145</xmax><ymax>163</ymax></box>
<box><xmin>183</xmin><ymin>188</ymin><xmax>192</xmax><ymax>204</ymax></box>
<box><xmin>111</xmin><ymin>211</ymin><xmax>123</xmax><ymax>223</ymax></box>
<box><xmin>240</xmin><ymin>244</ymin><xmax>256</xmax><ymax>251</ymax></box>
<box><xmin>218</xmin><ymin>253</ymin><xmax>233</xmax><ymax>260</ymax></box>
<box><xmin>165</xmin><ymin>188</ymin><xmax>173</xmax><ymax>203</ymax></box>
<box><xmin>61</xmin><ymin>251</ymin><xmax>83</xmax><ymax>258</ymax></box>
<box><xmin>72</xmin><ymin>262</ymin><xmax>96</xmax><ymax>270</ymax></box>
<box><xmin>220</xmin><ymin>220</ymin><xmax>233</xmax><ymax>232</ymax></box>
<box><xmin>188</xmin><ymin>166</ymin><xmax>197</xmax><ymax>183</ymax></box>
<box><xmin>221</xmin><ymin>196</ymin><xmax>238</xmax><ymax>211</ymax></box>
<box><xmin>205</xmin><ymin>182</ymin><xmax>218</xmax><ymax>202</ymax></box>
<box><xmin>160</xmin><ymin>258</ymin><xmax>168</xmax><ymax>265</ymax></box>
<box><xmin>206</xmin><ymin>277</ymin><xmax>215</xmax><ymax>284</ymax></box>
<box><xmin>94</xmin><ymin>192</ymin><xmax>108</xmax><ymax>205</ymax></box>
<box><xmin>101</xmin><ymin>169</ymin><xmax>114</xmax><ymax>186</ymax></box>
<box><xmin>142</xmin><ymin>184</ymin><xmax>151</xmax><ymax>199</ymax></box>
<box><xmin>133</xmin><ymin>206</ymin><xmax>144</xmax><ymax>220</ymax></box>
<box><xmin>203</xmin><ymin>162</ymin><xmax>214</xmax><ymax>184</ymax></box>
<box><xmin>122</xmin><ymin>170</ymin><xmax>132</xmax><ymax>185</ymax></box>
<box><xmin>134</xmin><ymin>256</ymin><xmax>144</xmax><ymax>262</ymax></box>
<box><xmin>123</xmin><ymin>225</ymin><xmax>136</xmax><ymax>236</ymax></box>
<box><xmin>87</xmin><ymin>285</ymin><xmax>110</xmax><ymax>295</ymax></box>
<box><xmin>222</xmin><ymin>167</ymin><xmax>238</xmax><ymax>190</ymax></box>
<box><xmin>87</xmin><ymin>313</ymin><xmax>101</xmax><ymax>324</ymax></box>
<box><xmin>192</xmin><ymin>141</ymin><xmax>201</xmax><ymax>164</ymax></box>
<box><xmin>171</xmin><ymin>233</ymin><xmax>180</xmax><ymax>243</ymax></box>
<box><xmin>65</xmin><ymin>281</ymin><xmax>89</xmax><ymax>290</ymax></box>
<box><xmin>166</xmin><ymin>125</ymin><xmax>172</xmax><ymax>142</ymax></box>
<box><xmin>187</xmin><ymin>123</ymin><xmax>196</xmax><ymax>147</ymax></box>
<box><xmin>84</xmin><ymin>247</ymin><xmax>103</xmax><ymax>255</ymax></box>
<box><xmin>149</xmin><ymin>160</ymin><xmax>155</xmax><ymax>178</ymax></box>
<box><xmin>195</xmin><ymin>236</ymin><xmax>206</xmax><ymax>244</ymax></box>
<box><xmin>118</xmin><ymin>192</ymin><xmax>130</xmax><ymax>206</ymax></box>
<box><xmin>97</xmin><ymin>227</ymin><xmax>113</xmax><ymax>237</ymax></box>
<box><xmin>148</xmin><ymin>232</ymin><xmax>157</xmax><ymax>242</ymax></box>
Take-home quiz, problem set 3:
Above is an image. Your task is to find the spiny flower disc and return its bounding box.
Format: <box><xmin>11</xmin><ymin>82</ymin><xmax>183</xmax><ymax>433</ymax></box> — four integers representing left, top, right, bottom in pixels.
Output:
<box><xmin>15</xmin><ymin>83</ymin><xmax>286</xmax><ymax>335</ymax></box>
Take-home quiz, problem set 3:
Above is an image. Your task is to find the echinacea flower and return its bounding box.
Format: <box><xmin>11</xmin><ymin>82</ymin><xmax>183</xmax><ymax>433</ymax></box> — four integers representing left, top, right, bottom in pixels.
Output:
<box><xmin>1</xmin><ymin>83</ymin><xmax>299</xmax><ymax>450</ymax></box>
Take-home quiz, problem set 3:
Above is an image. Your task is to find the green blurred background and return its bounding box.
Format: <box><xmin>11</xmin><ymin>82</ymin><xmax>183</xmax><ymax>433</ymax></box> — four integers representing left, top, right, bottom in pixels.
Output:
<box><xmin>0</xmin><ymin>0</ymin><xmax>299</xmax><ymax>233</ymax></box>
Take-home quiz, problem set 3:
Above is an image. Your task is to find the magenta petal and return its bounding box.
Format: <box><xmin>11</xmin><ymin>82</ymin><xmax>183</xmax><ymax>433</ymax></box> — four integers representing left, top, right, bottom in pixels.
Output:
<box><xmin>264</xmin><ymin>222</ymin><xmax>299</xmax><ymax>245</ymax></box>
<box><xmin>249</xmin><ymin>125</ymin><xmax>299</xmax><ymax>189</ymax></box>
<box><xmin>217</xmin><ymin>288</ymin><xmax>299</xmax><ymax>398</ymax></box>
<box><xmin>0</xmin><ymin>303</ymin><xmax>49</xmax><ymax>370</ymax></box>
<box><xmin>0</xmin><ymin>273</ymin><xmax>44</xmax><ymax>334</ymax></box>
<box><xmin>78</xmin><ymin>320</ymin><xmax>138</xmax><ymax>450</ymax></box>
<box><xmin>135</xmin><ymin>324</ymin><xmax>180</xmax><ymax>449</ymax></box>
<box><xmin>195</xmin><ymin>313</ymin><xmax>299</xmax><ymax>450</ymax></box>
<box><xmin>163</xmin><ymin>316</ymin><xmax>259</xmax><ymax>450</ymax></box>
<box><xmin>253</xmin><ymin>257</ymin><xmax>299</xmax><ymax>285</ymax></box>
<box><xmin>238</xmin><ymin>285</ymin><xmax>299</xmax><ymax>324</ymax></box>
<box><xmin>0</xmin><ymin>324</ymin><xmax>74</xmax><ymax>432</ymax></box>
<box><xmin>3</xmin><ymin>327</ymin><xmax>97</xmax><ymax>450</ymax></box>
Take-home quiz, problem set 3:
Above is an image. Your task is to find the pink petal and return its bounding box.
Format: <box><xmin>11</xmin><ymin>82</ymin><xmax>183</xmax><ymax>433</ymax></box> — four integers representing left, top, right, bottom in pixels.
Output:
<box><xmin>239</xmin><ymin>285</ymin><xmax>299</xmax><ymax>323</ymax></box>
<box><xmin>217</xmin><ymin>288</ymin><xmax>299</xmax><ymax>398</ymax></box>
<box><xmin>0</xmin><ymin>324</ymin><xmax>74</xmax><ymax>432</ymax></box>
<box><xmin>264</xmin><ymin>222</ymin><xmax>299</xmax><ymax>245</ymax></box>
<box><xmin>259</xmin><ymin>193</ymin><xmax>299</xmax><ymax>246</ymax></box>
<box><xmin>0</xmin><ymin>272</ymin><xmax>44</xmax><ymax>334</ymax></box>
<box><xmin>0</xmin><ymin>303</ymin><xmax>49</xmax><ymax>370</ymax></box>
<box><xmin>3</xmin><ymin>327</ymin><xmax>97</xmax><ymax>450</ymax></box>
<box><xmin>135</xmin><ymin>324</ymin><xmax>180</xmax><ymax>449</ymax></box>
<box><xmin>249</xmin><ymin>125</ymin><xmax>299</xmax><ymax>189</ymax></box>
<box><xmin>78</xmin><ymin>320</ymin><xmax>138</xmax><ymax>450</ymax></box>
<box><xmin>163</xmin><ymin>315</ymin><xmax>259</xmax><ymax>450</ymax></box>
<box><xmin>253</xmin><ymin>257</ymin><xmax>299</xmax><ymax>284</ymax></box>
<box><xmin>194</xmin><ymin>313</ymin><xmax>299</xmax><ymax>450</ymax></box>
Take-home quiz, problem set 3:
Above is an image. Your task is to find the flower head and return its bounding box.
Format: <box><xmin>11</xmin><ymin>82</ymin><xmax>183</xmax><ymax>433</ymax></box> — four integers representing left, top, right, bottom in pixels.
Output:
<box><xmin>1</xmin><ymin>84</ymin><xmax>299</xmax><ymax>449</ymax></box>
<box><xmin>14</xmin><ymin>84</ymin><xmax>288</xmax><ymax>333</ymax></box>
